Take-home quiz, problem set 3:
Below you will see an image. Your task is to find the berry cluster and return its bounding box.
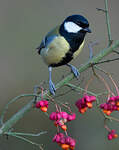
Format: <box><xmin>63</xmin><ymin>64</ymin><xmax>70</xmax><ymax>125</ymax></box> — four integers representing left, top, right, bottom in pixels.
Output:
<box><xmin>53</xmin><ymin>133</ymin><xmax>76</xmax><ymax>150</ymax></box>
<box><xmin>34</xmin><ymin>91</ymin><xmax>119</xmax><ymax>149</ymax></box>
<box><xmin>107</xmin><ymin>129</ymin><xmax>118</xmax><ymax>140</ymax></box>
<box><xmin>50</xmin><ymin>111</ymin><xmax>76</xmax><ymax>131</ymax></box>
<box><xmin>35</xmin><ymin>100</ymin><xmax>49</xmax><ymax>112</ymax></box>
<box><xmin>75</xmin><ymin>95</ymin><xmax>96</xmax><ymax>114</ymax></box>
<box><xmin>35</xmin><ymin>98</ymin><xmax>76</xmax><ymax>149</ymax></box>
<box><xmin>100</xmin><ymin>96</ymin><xmax>119</xmax><ymax>116</ymax></box>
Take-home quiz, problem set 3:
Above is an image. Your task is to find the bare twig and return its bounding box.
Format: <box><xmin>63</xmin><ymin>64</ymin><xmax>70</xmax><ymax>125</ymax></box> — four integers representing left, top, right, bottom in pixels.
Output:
<box><xmin>92</xmin><ymin>57</ymin><xmax>119</xmax><ymax>65</ymax></box>
<box><xmin>88</xmin><ymin>41</ymin><xmax>99</xmax><ymax>59</ymax></box>
<box><xmin>0</xmin><ymin>94</ymin><xmax>38</xmax><ymax>125</ymax></box>
<box><xmin>96</xmin><ymin>0</ymin><xmax>112</xmax><ymax>46</ymax></box>
<box><xmin>104</xmin><ymin>0</ymin><xmax>113</xmax><ymax>46</ymax></box>
<box><xmin>9</xmin><ymin>134</ymin><xmax>44</xmax><ymax>150</ymax></box>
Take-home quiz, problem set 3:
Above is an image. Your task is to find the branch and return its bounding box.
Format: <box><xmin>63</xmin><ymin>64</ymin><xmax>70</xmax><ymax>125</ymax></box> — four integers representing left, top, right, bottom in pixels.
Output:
<box><xmin>92</xmin><ymin>57</ymin><xmax>119</xmax><ymax>65</ymax></box>
<box><xmin>97</xmin><ymin>0</ymin><xmax>112</xmax><ymax>46</ymax></box>
<box><xmin>0</xmin><ymin>99</ymin><xmax>34</xmax><ymax>134</ymax></box>
<box><xmin>0</xmin><ymin>40</ymin><xmax>119</xmax><ymax>135</ymax></box>
<box><xmin>104</xmin><ymin>0</ymin><xmax>112</xmax><ymax>46</ymax></box>
<box><xmin>0</xmin><ymin>94</ymin><xmax>37</xmax><ymax>125</ymax></box>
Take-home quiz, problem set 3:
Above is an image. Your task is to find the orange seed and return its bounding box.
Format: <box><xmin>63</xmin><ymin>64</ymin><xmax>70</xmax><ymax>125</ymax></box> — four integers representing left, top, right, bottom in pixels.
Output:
<box><xmin>40</xmin><ymin>106</ymin><xmax>47</xmax><ymax>112</ymax></box>
<box><xmin>61</xmin><ymin>144</ymin><xmax>69</xmax><ymax>150</ymax></box>
<box><xmin>61</xmin><ymin>125</ymin><xmax>67</xmax><ymax>131</ymax></box>
<box><xmin>87</xmin><ymin>102</ymin><xmax>93</xmax><ymax>108</ymax></box>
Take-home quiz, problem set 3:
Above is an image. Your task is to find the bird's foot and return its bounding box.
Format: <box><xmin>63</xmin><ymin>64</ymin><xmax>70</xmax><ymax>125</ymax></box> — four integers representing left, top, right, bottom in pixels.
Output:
<box><xmin>49</xmin><ymin>80</ymin><xmax>56</xmax><ymax>95</ymax></box>
<box><xmin>68</xmin><ymin>64</ymin><xmax>80</xmax><ymax>79</ymax></box>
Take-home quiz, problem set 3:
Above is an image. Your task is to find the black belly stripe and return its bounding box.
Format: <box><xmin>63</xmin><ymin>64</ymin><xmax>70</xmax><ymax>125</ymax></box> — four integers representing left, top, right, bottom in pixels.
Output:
<box><xmin>50</xmin><ymin>49</ymin><xmax>73</xmax><ymax>67</ymax></box>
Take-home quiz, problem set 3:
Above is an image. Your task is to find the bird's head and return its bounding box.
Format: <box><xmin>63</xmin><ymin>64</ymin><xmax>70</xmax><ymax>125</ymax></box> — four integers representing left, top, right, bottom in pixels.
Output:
<box><xmin>60</xmin><ymin>14</ymin><xmax>91</xmax><ymax>39</ymax></box>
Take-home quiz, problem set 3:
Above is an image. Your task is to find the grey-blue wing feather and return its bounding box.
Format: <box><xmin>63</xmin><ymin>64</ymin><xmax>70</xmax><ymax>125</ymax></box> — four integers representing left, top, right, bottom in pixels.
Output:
<box><xmin>45</xmin><ymin>35</ymin><xmax>57</xmax><ymax>47</ymax></box>
<box><xmin>36</xmin><ymin>39</ymin><xmax>45</xmax><ymax>51</ymax></box>
<box><xmin>36</xmin><ymin>25</ymin><xmax>60</xmax><ymax>54</ymax></box>
<box><xmin>36</xmin><ymin>35</ymin><xmax>57</xmax><ymax>54</ymax></box>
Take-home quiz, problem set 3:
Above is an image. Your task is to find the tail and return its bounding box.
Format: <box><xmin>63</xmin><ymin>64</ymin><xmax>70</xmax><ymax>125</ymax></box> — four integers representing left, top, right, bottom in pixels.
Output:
<box><xmin>36</xmin><ymin>41</ymin><xmax>45</xmax><ymax>55</ymax></box>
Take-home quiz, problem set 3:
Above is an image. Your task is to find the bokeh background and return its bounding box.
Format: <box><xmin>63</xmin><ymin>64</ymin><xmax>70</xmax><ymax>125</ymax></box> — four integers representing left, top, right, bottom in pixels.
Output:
<box><xmin>0</xmin><ymin>0</ymin><xmax>119</xmax><ymax>150</ymax></box>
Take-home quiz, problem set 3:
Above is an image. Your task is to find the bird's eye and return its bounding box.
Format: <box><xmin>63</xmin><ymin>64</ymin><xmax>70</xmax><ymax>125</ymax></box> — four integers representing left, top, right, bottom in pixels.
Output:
<box><xmin>79</xmin><ymin>21</ymin><xmax>89</xmax><ymax>28</ymax></box>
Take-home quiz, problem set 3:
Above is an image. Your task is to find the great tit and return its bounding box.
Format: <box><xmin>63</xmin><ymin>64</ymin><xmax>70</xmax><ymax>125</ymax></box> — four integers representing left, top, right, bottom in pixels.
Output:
<box><xmin>36</xmin><ymin>14</ymin><xmax>91</xmax><ymax>95</ymax></box>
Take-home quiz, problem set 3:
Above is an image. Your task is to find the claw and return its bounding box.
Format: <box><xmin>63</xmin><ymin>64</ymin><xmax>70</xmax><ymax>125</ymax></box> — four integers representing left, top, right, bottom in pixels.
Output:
<box><xmin>49</xmin><ymin>80</ymin><xmax>56</xmax><ymax>95</ymax></box>
<box><xmin>67</xmin><ymin>64</ymin><xmax>80</xmax><ymax>79</ymax></box>
<box><xmin>71</xmin><ymin>65</ymin><xmax>80</xmax><ymax>78</ymax></box>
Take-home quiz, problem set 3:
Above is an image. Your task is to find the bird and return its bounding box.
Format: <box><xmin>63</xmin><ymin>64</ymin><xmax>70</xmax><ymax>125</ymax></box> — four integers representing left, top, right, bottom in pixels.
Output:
<box><xmin>36</xmin><ymin>14</ymin><xmax>91</xmax><ymax>95</ymax></box>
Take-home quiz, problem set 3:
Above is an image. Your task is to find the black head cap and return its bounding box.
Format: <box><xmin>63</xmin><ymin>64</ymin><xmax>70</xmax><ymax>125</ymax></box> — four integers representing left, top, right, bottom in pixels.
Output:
<box><xmin>65</xmin><ymin>15</ymin><xmax>89</xmax><ymax>28</ymax></box>
<box><xmin>62</xmin><ymin>14</ymin><xmax>91</xmax><ymax>33</ymax></box>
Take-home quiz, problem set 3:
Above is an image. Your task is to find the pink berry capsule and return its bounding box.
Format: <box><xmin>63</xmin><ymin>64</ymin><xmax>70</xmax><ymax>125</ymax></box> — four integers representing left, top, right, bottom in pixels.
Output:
<box><xmin>85</xmin><ymin>95</ymin><xmax>90</xmax><ymax>102</ymax></box>
<box><xmin>55</xmin><ymin>135</ymin><xmax>61</xmax><ymax>143</ymax></box>
<box><xmin>109</xmin><ymin>96</ymin><xmax>115</xmax><ymax>101</ymax></box>
<box><xmin>70</xmin><ymin>139</ymin><xmax>76</xmax><ymax>147</ymax></box>
<box><xmin>108</xmin><ymin>134</ymin><xmax>113</xmax><ymax>140</ymax></box>
<box><xmin>35</xmin><ymin>101</ymin><xmax>41</xmax><ymax>108</ymax></box>
<box><xmin>57</xmin><ymin>113</ymin><xmax>61</xmax><ymax>120</ymax></box>
<box><xmin>49</xmin><ymin>112</ymin><xmax>57</xmax><ymax>120</ymax></box>
<box><xmin>60</xmin><ymin>137</ymin><xmax>65</xmax><ymax>144</ymax></box>
<box><xmin>100</xmin><ymin>103</ymin><xmax>105</xmax><ymax>108</ymax></box>
<box><xmin>111</xmin><ymin>129</ymin><xmax>116</xmax><ymax>134</ymax></box>
<box><xmin>89</xmin><ymin>96</ymin><xmax>96</xmax><ymax>102</ymax></box>
<box><xmin>67</xmin><ymin>113</ymin><xmax>76</xmax><ymax>121</ymax></box>
<box><xmin>44</xmin><ymin>100</ymin><xmax>49</xmax><ymax>106</ymax></box>
<box><xmin>58</xmin><ymin>133</ymin><xmax>64</xmax><ymax>138</ymax></box>
<box><xmin>65</xmin><ymin>136</ymin><xmax>71</xmax><ymax>144</ymax></box>
<box><xmin>114</xmin><ymin>96</ymin><xmax>119</xmax><ymax>101</ymax></box>
<box><xmin>61</xmin><ymin>112</ymin><xmax>68</xmax><ymax>119</ymax></box>
<box><xmin>39</xmin><ymin>100</ymin><xmax>45</xmax><ymax>107</ymax></box>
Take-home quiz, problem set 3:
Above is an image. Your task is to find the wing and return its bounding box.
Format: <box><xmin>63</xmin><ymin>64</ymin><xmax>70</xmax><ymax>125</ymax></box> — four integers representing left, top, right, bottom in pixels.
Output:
<box><xmin>36</xmin><ymin>26</ymin><xmax>60</xmax><ymax>54</ymax></box>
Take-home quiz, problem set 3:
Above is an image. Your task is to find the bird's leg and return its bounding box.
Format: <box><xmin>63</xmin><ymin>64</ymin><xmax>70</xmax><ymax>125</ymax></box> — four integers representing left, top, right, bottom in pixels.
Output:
<box><xmin>67</xmin><ymin>64</ymin><xmax>80</xmax><ymax>79</ymax></box>
<box><xmin>48</xmin><ymin>67</ymin><xmax>56</xmax><ymax>95</ymax></box>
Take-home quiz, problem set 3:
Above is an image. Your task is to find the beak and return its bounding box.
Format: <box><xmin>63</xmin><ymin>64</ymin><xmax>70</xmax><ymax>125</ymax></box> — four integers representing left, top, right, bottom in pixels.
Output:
<box><xmin>84</xmin><ymin>27</ymin><xmax>92</xmax><ymax>33</ymax></box>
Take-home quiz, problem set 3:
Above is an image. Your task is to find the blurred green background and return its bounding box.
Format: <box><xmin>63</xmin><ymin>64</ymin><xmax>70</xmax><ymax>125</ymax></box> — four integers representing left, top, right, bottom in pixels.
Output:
<box><xmin>0</xmin><ymin>0</ymin><xmax>119</xmax><ymax>149</ymax></box>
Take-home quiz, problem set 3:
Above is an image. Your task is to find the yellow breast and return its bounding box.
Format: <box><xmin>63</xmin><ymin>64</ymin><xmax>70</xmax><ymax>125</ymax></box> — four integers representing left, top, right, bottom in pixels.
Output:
<box><xmin>40</xmin><ymin>36</ymin><xmax>70</xmax><ymax>66</ymax></box>
<box><xmin>73</xmin><ymin>39</ymin><xmax>85</xmax><ymax>58</ymax></box>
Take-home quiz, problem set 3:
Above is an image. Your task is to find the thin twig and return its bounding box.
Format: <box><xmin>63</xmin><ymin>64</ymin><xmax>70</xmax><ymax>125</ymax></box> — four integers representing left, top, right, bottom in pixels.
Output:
<box><xmin>0</xmin><ymin>94</ymin><xmax>38</xmax><ymax>125</ymax></box>
<box><xmin>88</xmin><ymin>41</ymin><xmax>99</xmax><ymax>59</ymax></box>
<box><xmin>92</xmin><ymin>67</ymin><xmax>115</xmax><ymax>99</ymax></box>
<box><xmin>66</xmin><ymin>83</ymin><xmax>97</xmax><ymax>96</ymax></box>
<box><xmin>9</xmin><ymin>134</ymin><xmax>44</xmax><ymax>150</ymax></box>
<box><xmin>113</xmin><ymin>50</ymin><xmax>119</xmax><ymax>54</ymax></box>
<box><xmin>104</xmin><ymin>0</ymin><xmax>113</xmax><ymax>46</ymax></box>
<box><xmin>6</xmin><ymin>131</ymin><xmax>47</xmax><ymax>137</ymax></box>
<box><xmin>92</xmin><ymin>57</ymin><xmax>119</xmax><ymax>65</ymax></box>
<box><xmin>96</xmin><ymin>0</ymin><xmax>112</xmax><ymax>46</ymax></box>
<box><xmin>96</xmin><ymin>8</ymin><xmax>107</xmax><ymax>12</ymax></box>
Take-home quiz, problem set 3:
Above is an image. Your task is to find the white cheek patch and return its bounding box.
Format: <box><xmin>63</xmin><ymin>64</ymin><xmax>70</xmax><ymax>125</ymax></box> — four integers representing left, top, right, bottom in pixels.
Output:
<box><xmin>64</xmin><ymin>21</ymin><xmax>82</xmax><ymax>33</ymax></box>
